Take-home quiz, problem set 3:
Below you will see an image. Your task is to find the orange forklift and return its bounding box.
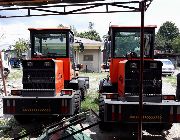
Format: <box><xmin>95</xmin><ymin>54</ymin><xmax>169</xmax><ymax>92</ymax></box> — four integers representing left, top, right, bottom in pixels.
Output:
<box><xmin>99</xmin><ymin>25</ymin><xmax>180</xmax><ymax>133</ymax></box>
<box><xmin>3</xmin><ymin>28</ymin><xmax>89</xmax><ymax>122</ymax></box>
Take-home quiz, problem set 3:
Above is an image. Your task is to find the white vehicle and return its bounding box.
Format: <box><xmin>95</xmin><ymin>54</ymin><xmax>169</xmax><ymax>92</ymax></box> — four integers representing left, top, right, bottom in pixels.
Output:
<box><xmin>155</xmin><ymin>59</ymin><xmax>175</xmax><ymax>76</ymax></box>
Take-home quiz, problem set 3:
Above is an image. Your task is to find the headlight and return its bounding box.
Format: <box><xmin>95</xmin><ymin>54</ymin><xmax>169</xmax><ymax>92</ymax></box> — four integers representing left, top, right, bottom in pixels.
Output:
<box><xmin>44</xmin><ymin>62</ymin><xmax>51</xmax><ymax>67</ymax></box>
<box><xmin>27</xmin><ymin>62</ymin><xmax>33</xmax><ymax>67</ymax></box>
<box><xmin>150</xmin><ymin>63</ymin><xmax>157</xmax><ymax>68</ymax></box>
<box><xmin>130</xmin><ymin>63</ymin><xmax>137</xmax><ymax>68</ymax></box>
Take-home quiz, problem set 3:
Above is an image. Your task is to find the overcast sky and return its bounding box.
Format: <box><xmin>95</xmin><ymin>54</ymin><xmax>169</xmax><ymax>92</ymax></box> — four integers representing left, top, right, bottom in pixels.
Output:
<box><xmin>0</xmin><ymin>0</ymin><xmax>180</xmax><ymax>49</ymax></box>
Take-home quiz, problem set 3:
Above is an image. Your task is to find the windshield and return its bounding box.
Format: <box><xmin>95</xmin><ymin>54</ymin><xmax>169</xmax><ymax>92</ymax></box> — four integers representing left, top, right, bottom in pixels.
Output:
<box><xmin>114</xmin><ymin>31</ymin><xmax>152</xmax><ymax>58</ymax></box>
<box><xmin>34</xmin><ymin>33</ymin><xmax>67</xmax><ymax>57</ymax></box>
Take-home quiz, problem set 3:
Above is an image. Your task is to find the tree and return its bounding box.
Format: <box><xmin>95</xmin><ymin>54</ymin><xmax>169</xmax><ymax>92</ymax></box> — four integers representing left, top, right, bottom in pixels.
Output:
<box><xmin>57</xmin><ymin>24</ymin><xmax>65</xmax><ymax>28</ymax></box>
<box><xmin>13</xmin><ymin>38</ymin><xmax>29</xmax><ymax>58</ymax></box>
<box><xmin>157</xmin><ymin>21</ymin><xmax>179</xmax><ymax>52</ymax></box>
<box><xmin>172</xmin><ymin>35</ymin><xmax>180</xmax><ymax>53</ymax></box>
<box><xmin>158</xmin><ymin>21</ymin><xmax>179</xmax><ymax>41</ymax></box>
<box><xmin>77</xmin><ymin>30</ymin><xmax>101</xmax><ymax>41</ymax></box>
<box><xmin>77</xmin><ymin>22</ymin><xmax>101</xmax><ymax>41</ymax></box>
<box><xmin>154</xmin><ymin>33</ymin><xmax>166</xmax><ymax>50</ymax></box>
<box><xmin>57</xmin><ymin>24</ymin><xmax>78</xmax><ymax>36</ymax></box>
<box><xmin>88</xmin><ymin>22</ymin><xmax>94</xmax><ymax>30</ymax></box>
<box><xmin>57</xmin><ymin>22</ymin><xmax>102</xmax><ymax>41</ymax></box>
<box><xmin>70</xmin><ymin>25</ymin><xmax>78</xmax><ymax>36</ymax></box>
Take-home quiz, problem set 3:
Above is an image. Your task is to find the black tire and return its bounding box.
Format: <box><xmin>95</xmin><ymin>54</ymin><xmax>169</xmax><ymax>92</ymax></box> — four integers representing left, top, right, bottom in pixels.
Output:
<box><xmin>176</xmin><ymin>73</ymin><xmax>180</xmax><ymax>100</ymax></box>
<box><xmin>80</xmin><ymin>87</ymin><xmax>87</xmax><ymax>101</ymax></box>
<box><xmin>99</xmin><ymin>94</ymin><xmax>112</xmax><ymax>131</ymax></box>
<box><xmin>99</xmin><ymin>80</ymin><xmax>104</xmax><ymax>93</ymax></box>
<box><xmin>144</xmin><ymin>123</ymin><xmax>172</xmax><ymax>135</ymax></box>
<box><xmin>74</xmin><ymin>90</ymin><xmax>81</xmax><ymax>114</ymax></box>
<box><xmin>176</xmin><ymin>88</ymin><xmax>180</xmax><ymax>101</ymax></box>
<box><xmin>14</xmin><ymin>115</ymin><xmax>34</xmax><ymax>124</ymax></box>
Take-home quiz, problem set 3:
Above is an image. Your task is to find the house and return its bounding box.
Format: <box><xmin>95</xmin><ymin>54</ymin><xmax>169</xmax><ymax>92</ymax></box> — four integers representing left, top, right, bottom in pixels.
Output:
<box><xmin>73</xmin><ymin>37</ymin><xmax>103</xmax><ymax>72</ymax></box>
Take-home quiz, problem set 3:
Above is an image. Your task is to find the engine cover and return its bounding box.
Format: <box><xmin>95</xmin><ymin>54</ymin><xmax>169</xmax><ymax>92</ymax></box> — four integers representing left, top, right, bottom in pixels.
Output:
<box><xmin>118</xmin><ymin>60</ymin><xmax>162</xmax><ymax>100</ymax></box>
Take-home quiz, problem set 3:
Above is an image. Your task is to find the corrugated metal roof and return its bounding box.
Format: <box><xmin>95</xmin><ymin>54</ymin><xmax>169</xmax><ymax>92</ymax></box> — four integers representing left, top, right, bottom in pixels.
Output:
<box><xmin>75</xmin><ymin>37</ymin><xmax>102</xmax><ymax>44</ymax></box>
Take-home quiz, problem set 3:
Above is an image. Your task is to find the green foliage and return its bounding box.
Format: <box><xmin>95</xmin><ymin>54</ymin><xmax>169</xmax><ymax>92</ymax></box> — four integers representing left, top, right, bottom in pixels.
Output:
<box><xmin>163</xmin><ymin>76</ymin><xmax>177</xmax><ymax>87</ymax></box>
<box><xmin>8</xmin><ymin>69</ymin><xmax>22</xmax><ymax>80</ymax></box>
<box><xmin>172</xmin><ymin>35</ymin><xmax>180</xmax><ymax>53</ymax></box>
<box><xmin>13</xmin><ymin>38</ymin><xmax>28</xmax><ymax>58</ymax></box>
<box><xmin>81</xmin><ymin>94</ymin><xmax>99</xmax><ymax>112</ymax></box>
<box><xmin>156</xmin><ymin>21</ymin><xmax>179</xmax><ymax>52</ymax></box>
<box><xmin>77</xmin><ymin>21</ymin><xmax>101</xmax><ymax>41</ymax></box>
<box><xmin>57</xmin><ymin>22</ymin><xmax>102</xmax><ymax>41</ymax></box>
<box><xmin>158</xmin><ymin>21</ymin><xmax>179</xmax><ymax>41</ymax></box>
<box><xmin>155</xmin><ymin>33</ymin><xmax>166</xmax><ymax>50</ymax></box>
<box><xmin>77</xmin><ymin>30</ymin><xmax>101</xmax><ymax>41</ymax></box>
<box><xmin>116</xmin><ymin>35</ymin><xmax>139</xmax><ymax>52</ymax></box>
<box><xmin>79</xmin><ymin>72</ymin><xmax>107</xmax><ymax>112</ymax></box>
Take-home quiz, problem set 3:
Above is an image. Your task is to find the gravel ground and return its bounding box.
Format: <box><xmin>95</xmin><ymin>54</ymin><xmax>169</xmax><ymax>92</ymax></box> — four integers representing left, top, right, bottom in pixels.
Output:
<box><xmin>0</xmin><ymin>69</ymin><xmax>180</xmax><ymax>139</ymax></box>
<box><xmin>76</xmin><ymin>70</ymin><xmax>180</xmax><ymax>140</ymax></box>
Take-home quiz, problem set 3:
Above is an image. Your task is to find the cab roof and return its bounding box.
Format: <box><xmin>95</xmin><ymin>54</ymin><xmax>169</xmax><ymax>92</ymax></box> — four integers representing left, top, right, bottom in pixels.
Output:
<box><xmin>28</xmin><ymin>27</ymin><xmax>70</xmax><ymax>31</ymax></box>
<box><xmin>28</xmin><ymin>27</ymin><xmax>74</xmax><ymax>35</ymax></box>
<box><xmin>110</xmin><ymin>25</ymin><xmax>157</xmax><ymax>29</ymax></box>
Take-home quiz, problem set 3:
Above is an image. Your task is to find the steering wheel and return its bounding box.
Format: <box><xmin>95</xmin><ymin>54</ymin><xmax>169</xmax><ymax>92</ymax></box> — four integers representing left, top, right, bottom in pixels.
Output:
<box><xmin>126</xmin><ymin>51</ymin><xmax>137</xmax><ymax>58</ymax></box>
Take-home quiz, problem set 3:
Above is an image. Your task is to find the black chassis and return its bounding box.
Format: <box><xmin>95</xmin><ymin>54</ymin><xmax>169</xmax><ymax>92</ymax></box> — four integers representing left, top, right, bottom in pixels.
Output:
<box><xmin>68</xmin><ymin>76</ymin><xmax>89</xmax><ymax>100</ymax></box>
<box><xmin>101</xmin><ymin>93</ymin><xmax>180</xmax><ymax>123</ymax></box>
<box><xmin>3</xmin><ymin>90</ymin><xmax>79</xmax><ymax>115</ymax></box>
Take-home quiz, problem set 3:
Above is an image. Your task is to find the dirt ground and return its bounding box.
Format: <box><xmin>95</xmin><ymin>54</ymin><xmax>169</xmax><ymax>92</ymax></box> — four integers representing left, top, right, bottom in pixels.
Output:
<box><xmin>0</xmin><ymin>69</ymin><xmax>180</xmax><ymax>139</ymax></box>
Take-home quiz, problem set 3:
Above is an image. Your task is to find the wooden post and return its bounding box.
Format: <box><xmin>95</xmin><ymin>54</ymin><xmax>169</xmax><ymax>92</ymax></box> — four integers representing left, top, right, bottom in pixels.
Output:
<box><xmin>0</xmin><ymin>51</ymin><xmax>7</xmax><ymax>96</ymax></box>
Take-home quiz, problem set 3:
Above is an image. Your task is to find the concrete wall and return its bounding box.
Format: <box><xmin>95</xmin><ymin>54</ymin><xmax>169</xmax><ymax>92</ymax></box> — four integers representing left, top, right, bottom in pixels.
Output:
<box><xmin>79</xmin><ymin>49</ymin><xmax>102</xmax><ymax>72</ymax></box>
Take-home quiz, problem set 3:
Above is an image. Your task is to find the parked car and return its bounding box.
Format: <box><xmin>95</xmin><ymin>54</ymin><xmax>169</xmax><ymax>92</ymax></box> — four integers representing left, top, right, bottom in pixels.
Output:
<box><xmin>155</xmin><ymin>59</ymin><xmax>175</xmax><ymax>76</ymax></box>
<box><xmin>9</xmin><ymin>58</ymin><xmax>21</xmax><ymax>68</ymax></box>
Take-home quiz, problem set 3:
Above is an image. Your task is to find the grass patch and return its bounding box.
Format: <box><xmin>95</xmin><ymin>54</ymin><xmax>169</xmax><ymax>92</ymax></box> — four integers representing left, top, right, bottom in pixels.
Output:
<box><xmin>81</xmin><ymin>90</ymin><xmax>99</xmax><ymax>112</ymax></box>
<box><xmin>163</xmin><ymin>75</ymin><xmax>177</xmax><ymax>87</ymax></box>
<box><xmin>81</xmin><ymin>96</ymin><xmax>99</xmax><ymax>112</ymax></box>
<box><xmin>79</xmin><ymin>72</ymin><xmax>107</xmax><ymax>112</ymax></box>
<box><xmin>7</xmin><ymin>69</ymin><xmax>22</xmax><ymax>81</ymax></box>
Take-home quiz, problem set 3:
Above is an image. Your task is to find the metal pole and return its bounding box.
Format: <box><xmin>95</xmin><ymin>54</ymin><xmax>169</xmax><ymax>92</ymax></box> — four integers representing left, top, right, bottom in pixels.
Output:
<box><xmin>138</xmin><ymin>1</ymin><xmax>145</xmax><ymax>140</ymax></box>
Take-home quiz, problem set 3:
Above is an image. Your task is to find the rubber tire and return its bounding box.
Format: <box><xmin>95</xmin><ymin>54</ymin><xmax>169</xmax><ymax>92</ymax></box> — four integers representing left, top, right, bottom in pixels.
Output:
<box><xmin>145</xmin><ymin>124</ymin><xmax>172</xmax><ymax>134</ymax></box>
<box><xmin>74</xmin><ymin>90</ymin><xmax>81</xmax><ymax>115</ymax></box>
<box><xmin>99</xmin><ymin>80</ymin><xmax>104</xmax><ymax>93</ymax></box>
<box><xmin>14</xmin><ymin>115</ymin><xmax>34</xmax><ymax>124</ymax></box>
<box><xmin>80</xmin><ymin>87</ymin><xmax>87</xmax><ymax>101</ymax></box>
<box><xmin>99</xmin><ymin>94</ymin><xmax>112</xmax><ymax>131</ymax></box>
<box><xmin>176</xmin><ymin>88</ymin><xmax>180</xmax><ymax>101</ymax></box>
<box><xmin>176</xmin><ymin>73</ymin><xmax>180</xmax><ymax>100</ymax></box>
